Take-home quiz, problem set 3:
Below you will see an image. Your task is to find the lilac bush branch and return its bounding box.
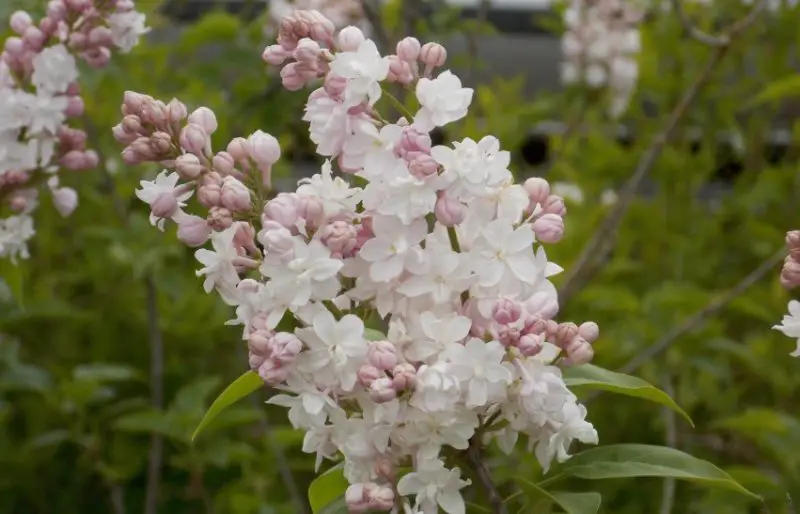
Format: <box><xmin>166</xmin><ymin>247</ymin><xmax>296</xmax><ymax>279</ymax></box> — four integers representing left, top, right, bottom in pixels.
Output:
<box><xmin>557</xmin><ymin>0</ymin><xmax>769</xmax><ymax>305</ymax></box>
<box><xmin>467</xmin><ymin>435</ymin><xmax>508</xmax><ymax>514</ymax></box>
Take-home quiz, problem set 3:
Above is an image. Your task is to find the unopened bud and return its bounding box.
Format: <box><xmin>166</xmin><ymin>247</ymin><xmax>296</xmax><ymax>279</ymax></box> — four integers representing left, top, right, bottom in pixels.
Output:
<box><xmin>396</xmin><ymin>37</ymin><xmax>421</xmax><ymax>62</ymax></box>
<box><xmin>337</xmin><ymin>26</ymin><xmax>365</xmax><ymax>52</ymax></box>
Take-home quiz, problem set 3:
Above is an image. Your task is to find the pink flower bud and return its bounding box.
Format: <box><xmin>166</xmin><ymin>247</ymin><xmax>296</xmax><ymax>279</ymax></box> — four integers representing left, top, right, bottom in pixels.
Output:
<box><xmin>295</xmin><ymin>195</ymin><xmax>325</xmax><ymax>230</ymax></box>
<box><xmin>399</xmin><ymin>126</ymin><xmax>431</xmax><ymax>154</ymax></box>
<box><xmin>212</xmin><ymin>151</ymin><xmax>235</xmax><ymax>175</ymax></box>
<box><xmin>262</xmin><ymin>44</ymin><xmax>290</xmax><ymax>66</ymax></box>
<box><xmin>518</xmin><ymin>333</ymin><xmax>544</xmax><ymax>357</ymax></box>
<box><xmin>493</xmin><ymin>299</ymin><xmax>521</xmax><ymax>325</ymax></box>
<box><xmin>176</xmin><ymin>214</ymin><xmax>211</xmax><ymax>246</ymax></box>
<box><xmin>368</xmin><ymin>340</ymin><xmax>398</xmax><ymax>371</ymax></box>
<box><xmin>434</xmin><ymin>194</ymin><xmax>465</xmax><ymax>226</ymax></box>
<box><xmin>257</xmin><ymin>358</ymin><xmax>289</xmax><ymax>385</ymax></box>
<box><xmin>337</xmin><ymin>26</ymin><xmax>365</xmax><ymax>52</ymax></box>
<box><xmin>391</xmin><ymin>363</ymin><xmax>416</xmax><ymax>391</ymax></box>
<box><xmin>151</xmin><ymin>191</ymin><xmax>179</xmax><ymax>219</ymax></box>
<box><xmin>263</xmin><ymin>194</ymin><xmax>299</xmax><ymax>229</ymax></box>
<box><xmin>207</xmin><ymin>206</ymin><xmax>233</xmax><ymax>230</ymax></box>
<box><xmin>370</xmin><ymin>377</ymin><xmax>397</xmax><ymax>403</ymax></box>
<box><xmin>245</xmin><ymin>130</ymin><xmax>281</xmax><ymax>167</ymax></box>
<box><xmin>180</xmin><ymin>123</ymin><xmax>208</xmax><ymax>157</ymax></box>
<box><xmin>555</xmin><ymin>322</ymin><xmax>579</xmax><ymax>348</ymax></box>
<box><xmin>167</xmin><ymin>98</ymin><xmax>187</xmax><ymax>125</ymax></box>
<box><xmin>60</xmin><ymin>149</ymin><xmax>89</xmax><ymax>170</ymax></box>
<box><xmin>150</xmin><ymin>131</ymin><xmax>173</xmax><ymax>156</ymax></box>
<box><xmin>248</xmin><ymin>329</ymin><xmax>272</xmax><ymax>355</ymax></box>
<box><xmin>408</xmin><ymin>153</ymin><xmax>439</xmax><ymax>177</ymax></box>
<box><xmin>23</xmin><ymin>27</ymin><xmax>45</xmax><ymax>51</ymax></box>
<box><xmin>10</xmin><ymin>11</ymin><xmax>33</xmax><ymax>35</ymax></box>
<box><xmin>63</xmin><ymin>96</ymin><xmax>84</xmax><ymax>117</ymax></box>
<box><xmin>280</xmin><ymin>62</ymin><xmax>306</xmax><ymax>91</ymax></box>
<box><xmin>387</xmin><ymin>56</ymin><xmax>414</xmax><ymax>84</ymax></box>
<box><xmin>396</xmin><ymin>37</ymin><xmax>421</xmax><ymax>62</ymax></box>
<box><xmin>373</xmin><ymin>457</ymin><xmax>395</xmax><ymax>481</ymax></box>
<box><xmin>122</xmin><ymin>90</ymin><xmax>144</xmax><ymax>115</ymax></box>
<box><xmin>345</xmin><ymin>484</ymin><xmax>370</xmax><ymax>513</ymax></box>
<box><xmin>543</xmin><ymin>195</ymin><xmax>566</xmax><ymax>217</ymax></box>
<box><xmin>358</xmin><ymin>364</ymin><xmax>382</xmax><ymax>386</ymax></box>
<box><xmin>578</xmin><ymin>321</ymin><xmax>599</xmax><ymax>343</ymax></box>
<box><xmin>781</xmin><ymin>258</ymin><xmax>800</xmax><ymax>289</ymax></box>
<box><xmin>4</xmin><ymin>37</ymin><xmax>25</xmax><ymax>56</ymax></box>
<box><xmin>294</xmin><ymin>37</ymin><xmax>322</xmax><ymax>63</ymax></box>
<box><xmin>8</xmin><ymin>193</ymin><xmax>30</xmax><ymax>213</ymax></box>
<box><xmin>88</xmin><ymin>26</ymin><xmax>113</xmax><ymax>47</ymax></box>
<box><xmin>219</xmin><ymin>176</ymin><xmax>251</xmax><ymax>212</ymax></box>
<box><xmin>47</xmin><ymin>1</ymin><xmax>67</xmax><ymax>22</ymax></box>
<box><xmin>787</xmin><ymin>230</ymin><xmax>800</xmax><ymax>260</ymax></box>
<box><xmin>523</xmin><ymin>177</ymin><xmax>550</xmax><ymax>208</ymax></box>
<box><xmin>259</xmin><ymin>225</ymin><xmax>296</xmax><ymax>260</ymax></box>
<box><xmin>226</xmin><ymin>137</ymin><xmax>248</xmax><ymax>162</ymax></box>
<box><xmin>188</xmin><ymin>107</ymin><xmax>218</xmax><ymax>135</ymax></box>
<box><xmin>532</xmin><ymin>213</ymin><xmax>564</xmax><ymax>244</ymax></box>
<box><xmin>270</xmin><ymin>332</ymin><xmax>303</xmax><ymax>365</ymax></box>
<box><xmin>563</xmin><ymin>337</ymin><xmax>594</xmax><ymax>366</ymax></box>
<box><xmin>420</xmin><ymin>42</ymin><xmax>447</xmax><ymax>70</ymax></box>
<box><xmin>84</xmin><ymin>46</ymin><xmax>111</xmax><ymax>68</ymax></box>
<box><xmin>175</xmin><ymin>153</ymin><xmax>204</xmax><ymax>180</ymax></box>
<box><xmin>121</xmin><ymin>146</ymin><xmax>142</xmax><ymax>164</ymax></box>
<box><xmin>323</xmin><ymin>73</ymin><xmax>347</xmax><ymax>98</ymax></box>
<box><xmin>367</xmin><ymin>484</ymin><xmax>394</xmax><ymax>511</ymax></box>
<box><xmin>320</xmin><ymin>220</ymin><xmax>358</xmax><ymax>258</ymax></box>
<box><xmin>50</xmin><ymin>187</ymin><xmax>77</xmax><ymax>217</ymax></box>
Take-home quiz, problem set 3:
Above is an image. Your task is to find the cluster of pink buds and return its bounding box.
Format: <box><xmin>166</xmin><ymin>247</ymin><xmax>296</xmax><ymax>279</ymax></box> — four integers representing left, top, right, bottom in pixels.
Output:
<box><xmin>112</xmin><ymin>93</ymin><xmax>280</xmax><ymax>249</ymax></box>
<box><xmin>781</xmin><ymin>230</ymin><xmax>800</xmax><ymax>289</ymax></box>
<box><xmin>523</xmin><ymin>177</ymin><xmax>567</xmax><ymax>244</ymax></box>
<box><xmin>385</xmin><ymin>37</ymin><xmax>447</xmax><ymax>85</ymax></box>
<box><xmin>0</xmin><ymin>1</ymin><xmax>148</xmax><ymax>262</ymax></box>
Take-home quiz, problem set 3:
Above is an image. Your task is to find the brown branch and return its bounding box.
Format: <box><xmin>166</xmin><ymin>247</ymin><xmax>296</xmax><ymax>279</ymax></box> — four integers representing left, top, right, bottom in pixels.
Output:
<box><xmin>617</xmin><ymin>248</ymin><xmax>784</xmax><ymax>376</ymax></box>
<box><xmin>467</xmin><ymin>436</ymin><xmax>508</xmax><ymax>514</ymax></box>
<box><xmin>557</xmin><ymin>0</ymin><xmax>768</xmax><ymax>305</ymax></box>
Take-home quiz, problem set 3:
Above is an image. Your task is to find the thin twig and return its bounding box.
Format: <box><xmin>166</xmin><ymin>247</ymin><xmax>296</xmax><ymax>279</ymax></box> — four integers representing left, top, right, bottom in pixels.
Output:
<box><xmin>466</xmin><ymin>437</ymin><xmax>508</xmax><ymax>514</ymax></box>
<box><xmin>658</xmin><ymin>374</ymin><xmax>677</xmax><ymax>514</ymax></box>
<box><xmin>618</xmin><ymin>248</ymin><xmax>784</xmax><ymax>376</ymax></box>
<box><xmin>557</xmin><ymin>0</ymin><xmax>768</xmax><ymax>304</ymax></box>
<box><xmin>788</xmin><ymin>493</ymin><xmax>796</xmax><ymax>514</ymax></box>
<box><xmin>235</xmin><ymin>343</ymin><xmax>308</xmax><ymax>514</ymax></box>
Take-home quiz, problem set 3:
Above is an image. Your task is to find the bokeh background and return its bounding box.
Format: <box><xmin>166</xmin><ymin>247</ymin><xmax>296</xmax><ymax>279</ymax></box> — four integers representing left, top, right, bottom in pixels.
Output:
<box><xmin>1</xmin><ymin>0</ymin><xmax>799</xmax><ymax>512</ymax></box>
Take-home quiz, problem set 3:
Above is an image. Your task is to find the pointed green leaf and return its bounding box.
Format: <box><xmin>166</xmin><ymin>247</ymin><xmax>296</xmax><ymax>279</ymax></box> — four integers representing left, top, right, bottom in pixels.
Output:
<box><xmin>309</xmin><ymin>464</ymin><xmax>348</xmax><ymax>514</ymax></box>
<box><xmin>553</xmin><ymin>444</ymin><xmax>760</xmax><ymax>501</ymax></box>
<box><xmin>751</xmin><ymin>73</ymin><xmax>800</xmax><ymax>106</ymax></box>
<box><xmin>562</xmin><ymin>364</ymin><xmax>693</xmax><ymax>426</ymax></box>
<box><xmin>515</xmin><ymin>478</ymin><xmax>601</xmax><ymax>514</ymax></box>
<box><xmin>191</xmin><ymin>371</ymin><xmax>262</xmax><ymax>442</ymax></box>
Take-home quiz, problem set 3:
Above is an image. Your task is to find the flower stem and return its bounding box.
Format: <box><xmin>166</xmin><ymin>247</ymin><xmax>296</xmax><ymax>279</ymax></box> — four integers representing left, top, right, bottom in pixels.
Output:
<box><xmin>323</xmin><ymin>300</ymin><xmax>344</xmax><ymax>320</ymax></box>
<box><xmin>447</xmin><ymin>226</ymin><xmax>461</xmax><ymax>253</ymax></box>
<box><xmin>380</xmin><ymin>85</ymin><xmax>415</xmax><ymax>120</ymax></box>
<box><xmin>467</xmin><ymin>437</ymin><xmax>509</xmax><ymax>514</ymax></box>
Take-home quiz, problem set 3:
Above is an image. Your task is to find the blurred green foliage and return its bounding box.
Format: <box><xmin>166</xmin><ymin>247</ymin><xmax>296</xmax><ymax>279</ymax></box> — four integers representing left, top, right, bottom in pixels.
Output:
<box><xmin>2</xmin><ymin>0</ymin><xmax>800</xmax><ymax>512</ymax></box>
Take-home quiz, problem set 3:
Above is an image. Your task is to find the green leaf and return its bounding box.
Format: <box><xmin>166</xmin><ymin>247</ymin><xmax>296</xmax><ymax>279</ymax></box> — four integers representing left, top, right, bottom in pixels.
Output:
<box><xmin>751</xmin><ymin>73</ymin><xmax>800</xmax><ymax>106</ymax></box>
<box><xmin>191</xmin><ymin>371</ymin><xmax>263</xmax><ymax>442</ymax></box>
<box><xmin>363</xmin><ymin>328</ymin><xmax>386</xmax><ymax>341</ymax></box>
<box><xmin>308</xmin><ymin>464</ymin><xmax>349</xmax><ymax>514</ymax></box>
<box><xmin>562</xmin><ymin>364</ymin><xmax>693</xmax><ymax>426</ymax></box>
<box><xmin>515</xmin><ymin>478</ymin><xmax>601</xmax><ymax>514</ymax></box>
<box><xmin>552</xmin><ymin>444</ymin><xmax>761</xmax><ymax>500</ymax></box>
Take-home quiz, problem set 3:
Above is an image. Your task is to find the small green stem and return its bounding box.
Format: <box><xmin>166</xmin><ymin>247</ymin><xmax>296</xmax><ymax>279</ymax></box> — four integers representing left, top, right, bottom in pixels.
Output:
<box><xmin>380</xmin><ymin>85</ymin><xmax>415</xmax><ymax>120</ymax></box>
<box><xmin>323</xmin><ymin>300</ymin><xmax>344</xmax><ymax>320</ymax></box>
<box><xmin>447</xmin><ymin>226</ymin><xmax>461</xmax><ymax>253</ymax></box>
